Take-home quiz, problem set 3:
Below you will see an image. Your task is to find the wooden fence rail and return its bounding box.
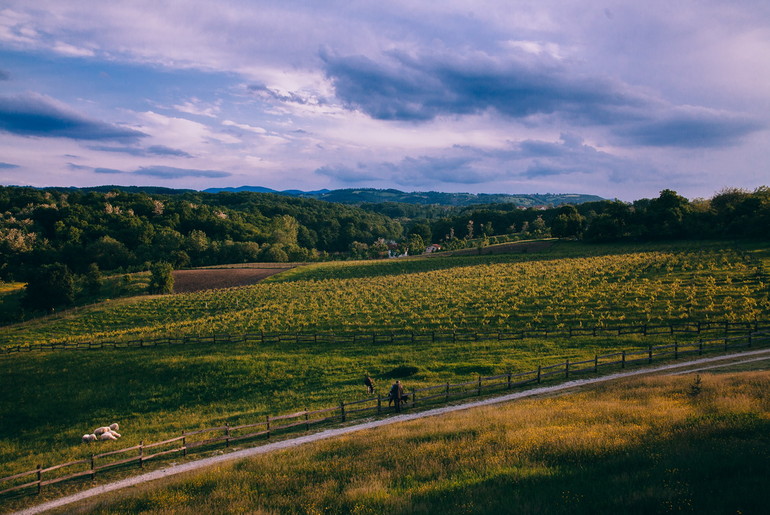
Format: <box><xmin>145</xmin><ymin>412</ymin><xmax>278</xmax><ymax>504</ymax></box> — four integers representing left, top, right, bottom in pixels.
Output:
<box><xmin>2</xmin><ymin>320</ymin><xmax>767</xmax><ymax>356</ymax></box>
<box><xmin>3</xmin><ymin>329</ymin><xmax>769</xmax><ymax>499</ymax></box>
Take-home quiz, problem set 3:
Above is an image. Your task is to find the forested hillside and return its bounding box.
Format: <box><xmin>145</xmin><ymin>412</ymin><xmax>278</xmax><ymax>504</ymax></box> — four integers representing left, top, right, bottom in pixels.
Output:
<box><xmin>1</xmin><ymin>185</ymin><xmax>768</xmax><ymax>291</ymax></box>
<box><xmin>0</xmin><ymin>186</ymin><xmax>402</xmax><ymax>281</ymax></box>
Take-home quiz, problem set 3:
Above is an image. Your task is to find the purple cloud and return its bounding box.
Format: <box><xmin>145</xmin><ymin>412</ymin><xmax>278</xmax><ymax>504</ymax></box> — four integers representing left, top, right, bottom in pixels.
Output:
<box><xmin>0</xmin><ymin>93</ymin><xmax>146</xmax><ymax>142</ymax></box>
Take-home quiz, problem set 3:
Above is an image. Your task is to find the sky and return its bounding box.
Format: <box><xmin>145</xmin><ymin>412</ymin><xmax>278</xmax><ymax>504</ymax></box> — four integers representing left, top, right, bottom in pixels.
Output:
<box><xmin>1</xmin><ymin>1</ymin><xmax>769</xmax><ymax>201</ymax></box>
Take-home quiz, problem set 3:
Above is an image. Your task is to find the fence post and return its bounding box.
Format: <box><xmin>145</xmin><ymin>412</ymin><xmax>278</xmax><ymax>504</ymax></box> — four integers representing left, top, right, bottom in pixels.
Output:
<box><xmin>412</xmin><ymin>389</ymin><xmax>417</xmax><ymax>407</ymax></box>
<box><xmin>36</xmin><ymin>464</ymin><xmax>42</xmax><ymax>494</ymax></box>
<box><xmin>621</xmin><ymin>351</ymin><xmax>626</xmax><ymax>369</ymax></box>
<box><xmin>643</xmin><ymin>324</ymin><xmax>648</xmax><ymax>336</ymax></box>
<box><xmin>90</xmin><ymin>454</ymin><xmax>95</xmax><ymax>481</ymax></box>
<box><xmin>266</xmin><ymin>416</ymin><xmax>271</xmax><ymax>438</ymax></box>
<box><xmin>445</xmin><ymin>382</ymin><xmax>450</xmax><ymax>402</ymax></box>
<box><xmin>507</xmin><ymin>372</ymin><xmax>512</xmax><ymax>389</ymax></box>
<box><xmin>182</xmin><ymin>432</ymin><xmax>187</xmax><ymax>457</ymax></box>
<box><xmin>648</xmin><ymin>345</ymin><xmax>653</xmax><ymax>364</ymax></box>
<box><xmin>565</xmin><ymin>359</ymin><xmax>570</xmax><ymax>379</ymax></box>
<box><xmin>377</xmin><ymin>395</ymin><xmax>382</xmax><ymax>415</ymax></box>
<box><xmin>225</xmin><ymin>424</ymin><xmax>230</xmax><ymax>448</ymax></box>
<box><xmin>748</xmin><ymin>333</ymin><xmax>752</xmax><ymax>347</ymax></box>
<box><xmin>699</xmin><ymin>340</ymin><xmax>703</xmax><ymax>355</ymax></box>
<box><xmin>537</xmin><ymin>366</ymin><xmax>541</xmax><ymax>383</ymax></box>
<box><xmin>139</xmin><ymin>441</ymin><xmax>144</xmax><ymax>469</ymax></box>
<box><xmin>697</xmin><ymin>321</ymin><xmax>701</xmax><ymax>334</ymax></box>
<box><xmin>340</xmin><ymin>401</ymin><xmax>346</xmax><ymax>422</ymax></box>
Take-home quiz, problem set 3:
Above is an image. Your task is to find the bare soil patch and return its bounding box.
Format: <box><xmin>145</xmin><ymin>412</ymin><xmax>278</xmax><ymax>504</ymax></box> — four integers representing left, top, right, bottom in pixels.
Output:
<box><xmin>172</xmin><ymin>268</ymin><xmax>288</xmax><ymax>293</ymax></box>
<box><xmin>438</xmin><ymin>239</ymin><xmax>555</xmax><ymax>257</ymax></box>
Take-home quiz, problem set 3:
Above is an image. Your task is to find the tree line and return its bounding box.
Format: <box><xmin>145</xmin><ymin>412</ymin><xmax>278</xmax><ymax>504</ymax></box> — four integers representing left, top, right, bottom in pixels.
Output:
<box><xmin>1</xmin><ymin>185</ymin><xmax>767</xmax><ymax>313</ymax></box>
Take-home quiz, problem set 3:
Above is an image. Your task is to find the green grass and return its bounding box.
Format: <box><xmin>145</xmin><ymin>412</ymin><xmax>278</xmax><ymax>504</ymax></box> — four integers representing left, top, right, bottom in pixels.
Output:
<box><xmin>41</xmin><ymin>371</ymin><xmax>770</xmax><ymax>514</ymax></box>
<box><xmin>0</xmin><ymin>273</ymin><xmax>150</xmax><ymax>327</ymax></box>
<box><xmin>2</xmin><ymin>240</ymin><xmax>767</xmax><ymax>346</ymax></box>
<box><xmin>0</xmin><ymin>239</ymin><xmax>768</xmax><ymax>509</ymax></box>
<box><xmin>0</xmin><ymin>330</ymin><xmax>688</xmax><ymax>482</ymax></box>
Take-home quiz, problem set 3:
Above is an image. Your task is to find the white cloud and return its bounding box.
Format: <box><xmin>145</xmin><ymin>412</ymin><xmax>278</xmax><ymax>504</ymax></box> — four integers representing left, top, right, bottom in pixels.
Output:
<box><xmin>136</xmin><ymin>111</ymin><xmax>241</xmax><ymax>148</ymax></box>
<box><xmin>52</xmin><ymin>41</ymin><xmax>95</xmax><ymax>57</ymax></box>
<box><xmin>222</xmin><ymin>120</ymin><xmax>266</xmax><ymax>134</ymax></box>
<box><xmin>172</xmin><ymin>99</ymin><xmax>220</xmax><ymax>118</ymax></box>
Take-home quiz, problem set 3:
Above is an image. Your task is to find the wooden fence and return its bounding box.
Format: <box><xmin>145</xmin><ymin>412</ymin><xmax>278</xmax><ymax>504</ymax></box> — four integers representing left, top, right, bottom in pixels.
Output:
<box><xmin>2</xmin><ymin>328</ymin><xmax>769</xmax><ymax>500</ymax></box>
<box><xmin>1</xmin><ymin>319</ymin><xmax>767</xmax><ymax>355</ymax></box>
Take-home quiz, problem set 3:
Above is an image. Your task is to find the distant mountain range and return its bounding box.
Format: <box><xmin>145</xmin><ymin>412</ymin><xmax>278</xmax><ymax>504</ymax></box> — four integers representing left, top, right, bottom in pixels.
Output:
<box><xmin>203</xmin><ymin>186</ymin><xmax>604</xmax><ymax>207</ymax></box>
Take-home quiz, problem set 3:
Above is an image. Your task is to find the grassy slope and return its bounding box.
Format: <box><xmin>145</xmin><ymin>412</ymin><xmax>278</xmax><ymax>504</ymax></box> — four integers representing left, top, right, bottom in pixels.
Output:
<box><xmin>53</xmin><ymin>371</ymin><xmax>770</xmax><ymax>514</ymax></box>
<box><xmin>2</xmin><ymin>240</ymin><xmax>768</xmax><ymax>345</ymax></box>
<box><xmin>0</xmin><ymin>240</ymin><xmax>768</xmax><ymax>497</ymax></box>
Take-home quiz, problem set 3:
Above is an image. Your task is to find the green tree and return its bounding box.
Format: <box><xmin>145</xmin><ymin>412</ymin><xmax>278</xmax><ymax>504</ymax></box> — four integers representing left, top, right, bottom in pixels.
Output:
<box><xmin>407</xmin><ymin>234</ymin><xmax>426</xmax><ymax>255</ymax></box>
<box><xmin>85</xmin><ymin>262</ymin><xmax>103</xmax><ymax>295</ymax></box>
<box><xmin>270</xmin><ymin>215</ymin><xmax>300</xmax><ymax>246</ymax></box>
<box><xmin>531</xmin><ymin>215</ymin><xmax>548</xmax><ymax>237</ymax></box>
<box><xmin>22</xmin><ymin>263</ymin><xmax>75</xmax><ymax>311</ymax></box>
<box><xmin>148</xmin><ymin>262</ymin><xmax>174</xmax><ymax>294</ymax></box>
<box><xmin>551</xmin><ymin>205</ymin><xmax>586</xmax><ymax>238</ymax></box>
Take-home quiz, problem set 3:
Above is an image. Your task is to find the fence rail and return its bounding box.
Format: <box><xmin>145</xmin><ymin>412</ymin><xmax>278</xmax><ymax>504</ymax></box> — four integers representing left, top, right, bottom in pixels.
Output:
<box><xmin>2</xmin><ymin>319</ymin><xmax>767</xmax><ymax>356</ymax></box>
<box><xmin>2</xmin><ymin>328</ymin><xmax>770</xmax><ymax>500</ymax></box>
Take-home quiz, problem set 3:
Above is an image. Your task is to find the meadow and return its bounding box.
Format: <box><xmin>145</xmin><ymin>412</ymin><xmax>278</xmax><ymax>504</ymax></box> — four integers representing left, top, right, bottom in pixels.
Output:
<box><xmin>0</xmin><ymin>239</ymin><xmax>768</xmax><ymax>510</ymax></box>
<box><xmin>47</xmin><ymin>371</ymin><xmax>770</xmax><ymax>514</ymax></box>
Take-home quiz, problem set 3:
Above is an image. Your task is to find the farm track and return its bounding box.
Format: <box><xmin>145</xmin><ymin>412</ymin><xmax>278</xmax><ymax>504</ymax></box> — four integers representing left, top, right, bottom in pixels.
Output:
<box><xmin>13</xmin><ymin>348</ymin><xmax>770</xmax><ymax>515</ymax></box>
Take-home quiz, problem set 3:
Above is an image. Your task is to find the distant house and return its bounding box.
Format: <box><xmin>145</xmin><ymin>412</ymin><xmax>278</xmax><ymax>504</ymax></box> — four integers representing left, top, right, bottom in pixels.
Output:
<box><xmin>424</xmin><ymin>244</ymin><xmax>442</xmax><ymax>254</ymax></box>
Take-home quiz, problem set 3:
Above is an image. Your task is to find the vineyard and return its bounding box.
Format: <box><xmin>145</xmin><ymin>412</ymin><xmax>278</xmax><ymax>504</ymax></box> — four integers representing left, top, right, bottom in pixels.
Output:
<box><xmin>3</xmin><ymin>241</ymin><xmax>768</xmax><ymax>347</ymax></box>
<box><xmin>1</xmin><ymin>240</ymin><xmax>769</xmax><ymax>510</ymax></box>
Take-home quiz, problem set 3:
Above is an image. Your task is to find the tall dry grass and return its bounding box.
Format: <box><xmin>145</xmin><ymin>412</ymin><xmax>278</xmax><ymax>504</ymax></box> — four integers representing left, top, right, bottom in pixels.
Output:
<box><xmin>58</xmin><ymin>371</ymin><xmax>770</xmax><ymax>514</ymax></box>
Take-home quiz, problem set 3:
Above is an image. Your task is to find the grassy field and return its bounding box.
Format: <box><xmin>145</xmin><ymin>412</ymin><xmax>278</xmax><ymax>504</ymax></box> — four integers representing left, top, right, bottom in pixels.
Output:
<box><xmin>0</xmin><ymin>239</ymin><xmax>768</xmax><ymax>510</ymax></box>
<box><xmin>47</xmin><ymin>371</ymin><xmax>770</xmax><ymax>514</ymax></box>
<box><xmin>2</xmin><ymin>240</ymin><xmax>768</xmax><ymax>346</ymax></box>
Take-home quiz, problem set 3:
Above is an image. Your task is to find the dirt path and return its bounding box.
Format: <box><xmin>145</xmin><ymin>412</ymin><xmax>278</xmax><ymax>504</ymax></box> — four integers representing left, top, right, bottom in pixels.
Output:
<box><xmin>14</xmin><ymin>349</ymin><xmax>770</xmax><ymax>515</ymax></box>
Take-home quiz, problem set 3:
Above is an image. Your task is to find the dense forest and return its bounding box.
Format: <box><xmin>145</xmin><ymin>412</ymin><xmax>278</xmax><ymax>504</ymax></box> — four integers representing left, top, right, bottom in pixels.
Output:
<box><xmin>203</xmin><ymin>186</ymin><xmax>604</xmax><ymax>207</ymax></box>
<box><xmin>1</xmin><ymin>185</ymin><xmax>768</xmax><ymax>289</ymax></box>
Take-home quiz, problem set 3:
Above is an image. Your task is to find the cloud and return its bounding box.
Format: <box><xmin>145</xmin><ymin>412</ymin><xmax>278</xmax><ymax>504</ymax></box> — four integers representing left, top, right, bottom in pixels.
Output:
<box><xmin>0</xmin><ymin>70</ymin><xmax>9</xmax><ymax>80</ymax></box>
<box><xmin>321</xmin><ymin>49</ymin><xmax>763</xmax><ymax>148</ymax></box>
<box><xmin>321</xmin><ymin>48</ymin><xmax>648</xmax><ymax>124</ymax></box>
<box><xmin>51</xmin><ymin>41</ymin><xmax>94</xmax><ymax>57</ymax></box>
<box><xmin>316</xmin><ymin>155</ymin><xmax>497</xmax><ymax>187</ymax></box>
<box><xmin>133</xmin><ymin>166</ymin><xmax>230</xmax><ymax>179</ymax></box>
<box><xmin>0</xmin><ymin>92</ymin><xmax>146</xmax><ymax>141</ymax></box>
<box><xmin>92</xmin><ymin>165</ymin><xmax>231</xmax><ymax>178</ymax></box>
<box><xmin>247</xmin><ymin>83</ymin><xmax>324</xmax><ymax>106</ymax></box>
<box><xmin>88</xmin><ymin>144</ymin><xmax>193</xmax><ymax>158</ymax></box>
<box><xmin>222</xmin><ymin>120</ymin><xmax>267</xmax><ymax>134</ymax></box>
<box><xmin>0</xmin><ymin>161</ymin><xmax>20</xmax><ymax>169</ymax></box>
<box><xmin>172</xmin><ymin>99</ymin><xmax>220</xmax><ymax>118</ymax></box>
<box><xmin>615</xmin><ymin>106</ymin><xmax>764</xmax><ymax>148</ymax></box>
<box><xmin>94</xmin><ymin>167</ymin><xmax>124</xmax><ymax>174</ymax></box>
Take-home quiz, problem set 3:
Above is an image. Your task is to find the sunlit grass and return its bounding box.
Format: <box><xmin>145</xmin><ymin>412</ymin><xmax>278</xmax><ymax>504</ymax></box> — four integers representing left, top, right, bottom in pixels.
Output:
<box><xmin>2</xmin><ymin>241</ymin><xmax>767</xmax><ymax>346</ymax></box>
<box><xmin>53</xmin><ymin>371</ymin><xmax>770</xmax><ymax>514</ymax></box>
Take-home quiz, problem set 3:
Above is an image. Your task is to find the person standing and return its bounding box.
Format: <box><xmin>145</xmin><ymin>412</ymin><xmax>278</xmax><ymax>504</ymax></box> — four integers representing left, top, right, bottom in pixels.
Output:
<box><xmin>389</xmin><ymin>380</ymin><xmax>405</xmax><ymax>412</ymax></box>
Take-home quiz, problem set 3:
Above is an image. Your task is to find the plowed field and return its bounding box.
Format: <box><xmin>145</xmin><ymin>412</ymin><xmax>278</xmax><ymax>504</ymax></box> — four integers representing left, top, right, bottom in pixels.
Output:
<box><xmin>172</xmin><ymin>268</ymin><xmax>288</xmax><ymax>293</ymax></box>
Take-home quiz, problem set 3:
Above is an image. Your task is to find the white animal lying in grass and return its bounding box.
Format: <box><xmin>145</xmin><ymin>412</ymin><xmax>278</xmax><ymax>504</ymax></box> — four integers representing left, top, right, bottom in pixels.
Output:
<box><xmin>83</xmin><ymin>423</ymin><xmax>121</xmax><ymax>443</ymax></box>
